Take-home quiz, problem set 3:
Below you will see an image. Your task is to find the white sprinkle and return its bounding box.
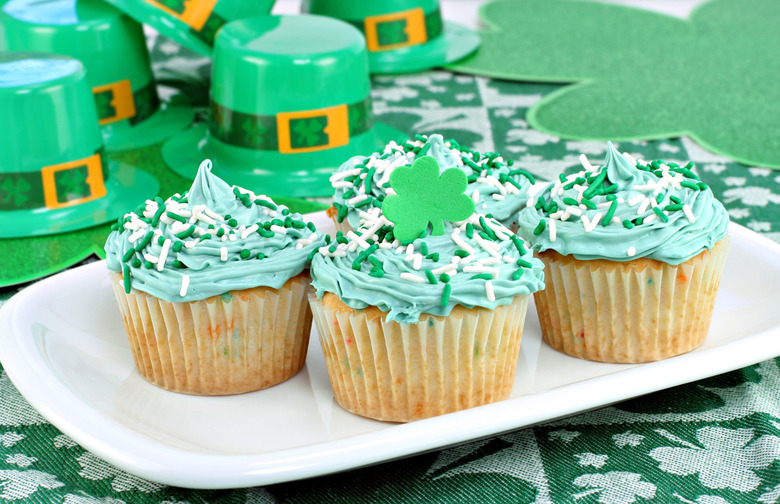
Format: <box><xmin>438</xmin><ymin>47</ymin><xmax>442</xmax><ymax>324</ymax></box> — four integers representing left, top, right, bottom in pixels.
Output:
<box><xmin>485</xmin><ymin>281</ymin><xmax>496</xmax><ymax>302</ymax></box>
<box><xmin>612</xmin><ymin>217</ymin><xmax>621</xmax><ymax>224</ymax></box>
<box><xmin>492</xmin><ymin>193</ymin><xmax>505</xmax><ymax>201</ymax></box>
<box><xmin>203</xmin><ymin>207</ymin><xmax>222</xmax><ymax>222</ymax></box>
<box><xmin>228</xmin><ymin>233</ymin><xmax>237</xmax><ymax>241</ymax></box>
<box><xmin>566</xmin><ymin>206</ymin><xmax>582</xmax><ymax>217</ymax></box>
<box><xmin>184</xmin><ymin>240</ymin><xmax>196</xmax><ymax>249</ymax></box>
<box><xmin>585</xmin><ymin>213</ymin><xmax>602</xmax><ymax>232</ymax></box>
<box><xmin>220</xmin><ymin>247</ymin><xmax>228</xmax><ymax>261</ymax></box>
<box><xmin>270</xmin><ymin>225</ymin><xmax>287</xmax><ymax>234</ymax></box>
<box><xmin>683</xmin><ymin>204</ymin><xmax>696</xmax><ymax>223</ymax></box>
<box><xmin>348</xmin><ymin>194</ymin><xmax>369</xmax><ymax>206</ymax></box>
<box><xmin>329</xmin><ymin>168</ymin><xmax>362</xmax><ymax>182</ymax></box>
<box><xmin>643</xmin><ymin>213</ymin><xmax>658</xmax><ymax>224</ymax></box>
<box><xmin>628</xmin><ymin>194</ymin><xmax>645</xmax><ymax>207</ymax></box>
<box><xmin>241</xmin><ymin>224</ymin><xmax>259</xmax><ymax>239</ymax></box>
<box><xmin>579</xmin><ymin>153</ymin><xmax>595</xmax><ymax>171</ymax></box>
<box><xmin>638</xmin><ymin>198</ymin><xmax>651</xmax><ymax>215</ymax></box>
<box><xmin>432</xmin><ymin>264</ymin><xmax>457</xmax><ymax>276</ymax></box>
<box><xmin>471</xmin><ymin>189</ymin><xmax>480</xmax><ymax>203</ymax></box>
<box><xmin>477</xmin><ymin>257</ymin><xmax>501</xmax><ymax>265</ymax></box>
<box><xmin>451</xmin><ymin>230</ymin><xmax>474</xmax><ymax>254</ymax></box>
<box><xmin>180</xmin><ymin>275</ymin><xmax>190</xmax><ymax>297</ymax></box>
<box><xmin>633</xmin><ymin>183</ymin><xmax>656</xmax><ymax>191</ymax></box>
<box><xmin>463</xmin><ymin>265</ymin><xmax>493</xmax><ymax>274</ymax></box>
<box><xmin>560</xmin><ymin>212</ymin><xmax>571</xmax><ymax>221</ymax></box>
<box><xmin>221</xmin><ymin>235</ymin><xmax>227</xmax><ymax>242</ymax></box>
<box><xmin>157</xmin><ymin>239</ymin><xmax>171</xmax><ymax>271</ymax></box>
<box><xmin>128</xmin><ymin>228</ymin><xmax>147</xmax><ymax>243</ymax></box>
<box><xmin>400</xmin><ymin>272</ymin><xmax>426</xmax><ymax>283</ymax></box>
<box><xmin>526</xmin><ymin>197</ymin><xmax>535</xmax><ymax>208</ymax></box>
<box><xmin>143</xmin><ymin>253</ymin><xmax>158</xmax><ymax>264</ymax></box>
<box><xmin>549</xmin><ymin>219</ymin><xmax>557</xmax><ymax>242</ymax></box>
<box><xmin>627</xmin><ymin>247</ymin><xmax>636</xmax><ymax>257</ymax></box>
<box><xmin>332</xmin><ymin>181</ymin><xmax>354</xmax><ymax>189</ymax></box>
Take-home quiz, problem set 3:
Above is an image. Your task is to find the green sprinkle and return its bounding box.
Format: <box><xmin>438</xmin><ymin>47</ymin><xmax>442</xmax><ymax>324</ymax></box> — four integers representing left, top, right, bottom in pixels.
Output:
<box><xmin>281</xmin><ymin>208</ymin><xmax>290</xmax><ymax>216</ymax></box>
<box><xmin>307</xmin><ymin>222</ymin><xmax>316</xmax><ymax>232</ymax></box>
<box><xmin>533</xmin><ymin>219</ymin><xmax>546</xmax><ymax>235</ymax></box>
<box><xmin>292</xmin><ymin>220</ymin><xmax>306</xmax><ymax>229</ymax></box>
<box><xmin>134</xmin><ymin>231</ymin><xmax>154</xmax><ymax>251</ymax></box>
<box><xmin>172</xmin><ymin>241</ymin><xmax>183</xmax><ymax>252</ymax></box>
<box><xmin>420</xmin><ymin>241</ymin><xmax>428</xmax><ymax>255</ymax></box>
<box><xmin>354</xmin><ymin>197</ymin><xmax>372</xmax><ymax>208</ymax></box>
<box><xmin>465</xmin><ymin>223</ymin><xmax>474</xmax><ymax>239</ymax></box>
<box><xmin>656</xmin><ymin>193</ymin><xmax>664</xmax><ymax>204</ymax></box>
<box><xmin>440</xmin><ymin>283</ymin><xmax>452</xmax><ymax>307</ymax></box>
<box><xmin>606</xmin><ymin>194</ymin><xmax>617</xmax><ymax>201</ymax></box>
<box><xmin>664</xmin><ymin>204</ymin><xmax>683</xmax><ymax>211</ymax></box>
<box><xmin>634</xmin><ymin>217</ymin><xmax>644</xmax><ymax>225</ymax></box>
<box><xmin>440</xmin><ymin>273</ymin><xmax>451</xmax><ymax>283</ymax></box>
<box><xmin>508</xmin><ymin>169</ymin><xmax>535</xmax><ymax>184</ymax></box>
<box><xmin>122</xmin><ymin>264</ymin><xmax>131</xmax><ymax>293</ymax></box>
<box><xmin>258</xmin><ymin>228</ymin><xmax>275</xmax><ymax>238</ymax></box>
<box><xmin>471</xmin><ymin>273</ymin><xmax>493</xmax><ymax>280</ymax></box>
<box><xmin>324</xmin><ymin>234</ymin><xmax>332</xmax><ymax>244</ymax></box>
<box><xmin>227</xmin><ymin>218</ymin><xmax>238</xmax><ymax>227</ymax></box>
<box><xmin>144</xmin><ymin>260</ymin><xmax>153</xmax><ymax>269</ymax></box>
<box><xmin>175</xmin><ymin>226</ymin><xmax>196</xmax><ymax>239</ymax></box>
<box><xmin>336</xmin><ymin>234</ymin><xmax>348</xmax><ymax>244</ymax></box>
<box><xmin>652</xmin><ymin>206</ymin><xmax>669</xmax><ymax>222</ymax></box>
<box><xmin>151</xmin><ymin>205</ymin><xmax>165</xmax><ymax>226</ymax></box>
<box><xmin>697</xmin><ymin>182</ymin><xmax>708</xmax><ymax>190</ymax></box>
<box><xmin>172</xmin><ymin>260</ymin><xmax>185</xmax><ymax>268</ymax></box>
<box><xmin>284</xmin><ymin>217</ymin><xmax>293</xmax><ymax>228</ymax></box>
<box><xmin>562</xmin><ymin>197</ymin><xmax>579</xmax><ymax>206</ymax></box>
<box><xmin>131</xmin><ymin>257</ymin><xmax>141</xmax><ymax>268</ymax></box>
<box><xmin>463</xmin><ymin>157</ymin><xmax>481</xmax><ymax>171</ymax></box>
<box><xmin>512</xmin><ymin>269</ymin><xmax>524</xmax><ymax>280</ymax></box>
<box><xmin>368</xmin><ymin>269</ymin><xmax>385</xmax><ymax>278</ymax></box>
<box><xmin>328</xmin><ymin>244</ymin><xmax>337</xmax><ymax>253</ymax></box>
<box><xmin>157</xmin><ymin>235</ymin><xmax>165</xmax><ymax>245</ymax></box>
<box><xmin>255</xmin><ymin>199</ymin><xmax>277</xmax><ymax>210</ymax></box>
<box><xmin>517</xmin><ymin>259</ymin><xmax>533</xmax><ymax>268</ymax></box>
<box><xmin>216</xmin><ymin>228</ymin><xmax>225</xmax><ymax>237</ymax></box>
<box><xmin>480</xmin><ymin>216</ymin><xmax>497</xmax><ymax>240</ymax></box>
<box><xmin>426</xmin><ymin>252</ymin><xmax>440</xmax><ymax>261</ymax></box>
<box><xmin>240</xmin><ymin>249</ymin><xmax>251</xmax><ymax>259</ymax></box>
<box><xmin>454</xmin><ymin>249</ymin><xmax>470</xmax><ymax>258</ymax></box>
<box><xmin>581</xmin><ymin>198</ymin><xmax>597</xmax><ymax>210</ymax></box>
<box><xmin>200</xmin><ymin>234</ymin><xmax>212</xmax><ymax>241</ymax></box>
<box><xmin>166</xmin><ymin>211</ymin><xmax>186</xmax><ymax>223</ymax></box>
<box><xmin>122</xmin><ymin>248</ymin><xmax>135</xmax><ymax>262</ymax></box>
<box><xmin>257</xmin><ymin>252</ymin><xmax>265</xmax><ymax>260</ymax></box>
<box><xmin>622</xmin><ymin>220</ymin><xmax>635</xmax><ymax>229</ymax></box>
<box><xmin>670</xmin><ymin>195</ymin><xmax>682</xmax><ymax>204</ymax></box>
<box><xmin>425</xmin><ymin>270</ymin><xmax>437</xmax><ymax>284</ymax></box>
<box><xmin>602</xmin><ymin>200</ymin><xmax>618</xmax><ymax>226</ymax></box>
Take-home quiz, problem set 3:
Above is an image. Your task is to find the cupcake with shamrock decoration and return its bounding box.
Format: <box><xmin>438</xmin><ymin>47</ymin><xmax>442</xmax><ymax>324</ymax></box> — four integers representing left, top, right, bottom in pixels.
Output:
<box><xmin>310</xmin><ymin>155</ymin><xmax>545</xmax><ymax>422</ymax></box>
<box><xmin>516</xmin><ymin>143</ymin><xmax>729</xmax><ymax>364</ymax></box>
<box><xmin>327</xmin><ymin>133</ymin><xmax>536</xmax><ymax>235</ymax></box>
<box><xmin>105</xmin><ymin>160</ymin><xmax>327</xmax><ymax>395</ymax></box>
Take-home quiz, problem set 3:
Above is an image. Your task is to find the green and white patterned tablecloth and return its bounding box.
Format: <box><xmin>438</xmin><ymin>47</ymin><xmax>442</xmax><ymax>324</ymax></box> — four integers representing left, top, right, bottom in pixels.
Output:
<box><xmin>2</xmin><ymin>42</ymin><xmax>780</xmax><ymax>504</ymax></box>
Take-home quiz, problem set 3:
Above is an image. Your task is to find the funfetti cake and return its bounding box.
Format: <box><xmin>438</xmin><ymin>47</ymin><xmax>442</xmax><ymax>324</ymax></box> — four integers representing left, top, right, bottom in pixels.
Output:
<box><xmin>310</xmin><ymin>155</ymin><xmax>545</xmax><ymax>422</ymax></box>
<box><xmin>516</xmin><ymin>142</ymin><xmax>730</xmax><ymax>364</ymax></box>
<box><xmin>328</xmin><ymin>134</ymin><xmax>536</xmax><ymax>234</ymax></box>
<box><xmin>105</xmin><ymin>160</ymin><xmax>327</xmax><ymax>395</ymax></box>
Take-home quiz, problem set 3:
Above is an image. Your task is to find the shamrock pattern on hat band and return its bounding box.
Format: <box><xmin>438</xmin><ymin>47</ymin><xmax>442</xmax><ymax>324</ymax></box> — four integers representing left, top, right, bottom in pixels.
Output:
<box><xmin>0</xmin><ymin>149</ymin><xmax>108</xmax><ymax>211</ymax></box>
<box><xmin>208</xmin><ymin>97</ymin><xmax>375</xmax><ymax>152</ymax></box>
<box><xmin>144</xmin><ymin>0</ymin><xmax>227</xmax><ymax>46</ymax></box>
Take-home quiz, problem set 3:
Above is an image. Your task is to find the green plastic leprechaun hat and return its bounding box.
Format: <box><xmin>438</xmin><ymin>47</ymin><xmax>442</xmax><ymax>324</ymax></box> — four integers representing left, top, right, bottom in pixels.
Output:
<box><xmin>161</xmin><ymin>15</ymin><xmax>407</xmax><ymax>197</ymax></box>
<box><xmin>0</xmin><ymin>0</ymin><xmax>194</xmax><ymax>152</ymax></box>
<box><xmin>101</xmin><ymin>0</ymin><xmax>275</xmax><ymax>57</ymax></box>
<box><xmin>302</xmin><ymin>0</ymin><xmax>480</xmax><ymax>74</ymax></box>
<box><xmin>0</xmin><ymin>52</ymin><xmax>159</xmax><ymax>238</ymax></box>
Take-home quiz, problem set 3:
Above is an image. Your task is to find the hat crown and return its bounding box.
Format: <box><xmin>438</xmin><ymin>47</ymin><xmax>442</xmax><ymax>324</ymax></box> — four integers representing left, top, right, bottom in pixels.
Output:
<box><xmin>212</xmin><ymin>15</ymin><xmax>371</xmax><ymax>115</ymax></box>
<box><xmin>2</xmin><ymin>0</ymin><xmax>121</xmax><ymax>25</ymax></box>
<box><xmin>0</xmin><ymin>52</ymin><xmax>103</xmax><ymax>175</ymax></box>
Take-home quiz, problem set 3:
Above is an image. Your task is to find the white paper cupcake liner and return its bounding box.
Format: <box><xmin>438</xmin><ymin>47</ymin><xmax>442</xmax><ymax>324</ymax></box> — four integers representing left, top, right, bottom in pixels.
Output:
<box><xmin>309</xmin><ymin>294</ymin><xmax>530</xmax><ymax>422</ymax></box>
<box><xmin>110</xmin><ymin>273</ymin><xmax>313</xmax><ymax>395</ymax></box>
<box><xmin>534</xmin><ymin>237</ymin><xmax>730</xmax><ymax>363</ymax></box>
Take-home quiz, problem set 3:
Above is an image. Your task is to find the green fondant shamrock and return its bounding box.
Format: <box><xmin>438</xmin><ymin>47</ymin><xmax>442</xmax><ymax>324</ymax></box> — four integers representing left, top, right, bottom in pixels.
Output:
<box><xmin>383</xmin><ymin>156</ymin><xmax>475</xmax><ymax>241</ymax></box>
<box><xmin>450</xmin><ymin>0</ymin><xmax>780</xmax><ymax>168</ymax></box>
<box><xmin>0</xmin><ymin>176</ymin><xmax>31</xmax><ymax>208</ymax></box>
<box><xmin>291</xmin><ymin>117</ymin><xmax>328</xmax><ymax>148</ymax></box>
<box><xmin>54</xmin><ymin>167</ymin><xmax>90</xmax><ymax>202</ymax></box>
<box><xmin>376</xmin><ymin>19</ymin><xmax>409</xmax><ymax>46</ymax></box>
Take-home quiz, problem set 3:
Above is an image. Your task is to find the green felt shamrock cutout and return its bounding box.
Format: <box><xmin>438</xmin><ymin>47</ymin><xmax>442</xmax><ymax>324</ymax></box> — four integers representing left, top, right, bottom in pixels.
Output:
<box><xmin>450</xmin><ymin>0</ymin><xmax>780</xmax><ymax>168</ymax></box>
<box><xmin>383</xmin><ymin>156</ymin><xmax>475</xmax><ymax>241</ymax></box>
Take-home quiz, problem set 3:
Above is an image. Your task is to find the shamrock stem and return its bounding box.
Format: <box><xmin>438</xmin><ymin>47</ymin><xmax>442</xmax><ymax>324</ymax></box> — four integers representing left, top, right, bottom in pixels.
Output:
<box><xmin>431</xmin><ymin>220</ymin><xmax>444</xmax><ymax>237</ymax></box>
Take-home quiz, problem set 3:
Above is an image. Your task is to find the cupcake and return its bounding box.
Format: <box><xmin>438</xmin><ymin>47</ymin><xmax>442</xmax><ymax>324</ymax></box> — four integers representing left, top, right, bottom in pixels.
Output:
<box><xmin>516</xmin><ymin>143</ymin><xmax>730</xmax><ymax>364</ymax></box>
<box><xmin>310</xmin><ymin>155</ymin><xmax>545</xmax><ymax>422</ymax></box>
<box><xmin>105</xmin><ymin>160</ymin><xmax>327</xmax><ymax>395</ymax></box>
<box><xmin>327</xmin><ymin>133</ymin><xmax>535</xmax><ymax>234</ymax></box>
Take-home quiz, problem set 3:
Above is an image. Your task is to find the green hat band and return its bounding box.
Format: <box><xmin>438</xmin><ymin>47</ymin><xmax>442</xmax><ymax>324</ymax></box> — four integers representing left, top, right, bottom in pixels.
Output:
<box><xmin>208</xmin><ymin>97</ymin><xmax>374</xmax><ymax>152</ymax></box>
<box><xmin>0</xmin><ymin>148</ymin><xmax>108</xmax><ymax>211</ymax></box>
<box><xmin>93</xmin><ymin>78</ymin><xmax>160</xmax><ymax>126</ymax></box>
<box><xmin>143</xmin><ymin>0</ymin><xmax>227</xmax><ymax>46</ymax></box>
<box><xmin>348</xmin><ymin>7</ymin><xmax>443</xmax><ymax>52</ymax></box>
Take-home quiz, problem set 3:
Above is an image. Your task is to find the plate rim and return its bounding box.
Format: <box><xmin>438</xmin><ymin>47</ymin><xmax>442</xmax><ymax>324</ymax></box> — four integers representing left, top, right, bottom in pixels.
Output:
<box><xmin>2</xmin><ymin>219</ymin><xmax>780</xmax><ymax>489</ymax></box>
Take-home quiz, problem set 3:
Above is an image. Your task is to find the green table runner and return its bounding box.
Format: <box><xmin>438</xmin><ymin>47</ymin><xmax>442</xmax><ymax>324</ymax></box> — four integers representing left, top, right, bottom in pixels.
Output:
<box><xmin>2</xmin><ymin>35</ymin><xmax>780</xmax><ymax>504</ymax></box>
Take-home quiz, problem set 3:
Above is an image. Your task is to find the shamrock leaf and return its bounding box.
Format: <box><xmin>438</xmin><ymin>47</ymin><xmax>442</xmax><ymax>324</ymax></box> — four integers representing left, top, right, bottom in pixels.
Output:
<box><xmin>377</xmin><ymin>19</ymin><xmax>409</xmax><ymax>46</ymax></box>
<box><xmin>291</xmin><ymin>117</ymin><xmax>327</xmax><ymax>148</ymax></box>
<box><xmin>0</xmin><ymin>177</ymin><xmax>31</xmax><ymax>207</ymax></box>
<box><xmin>55</xmin><ymin>167</ymin><xmax>90</xmax><ymax>201</ymax></box>
<box><xmin>94</xmin><ymin>90</ymin><xmax>116</xmax><ymax>120</ymax></box>
<box><xmin>383</xmin><ymin>156</ymin><xmax>475</xmax><ymax>241</ymax></box>
<box><xmin>450</xmin><ymin>0</ymin><xmax>780</xmax><ymax>168</ymax></box>
<box><xmin>241</xmin><ymin>117</ymin><xmax>267</xmax><ymax>147</ymax></box>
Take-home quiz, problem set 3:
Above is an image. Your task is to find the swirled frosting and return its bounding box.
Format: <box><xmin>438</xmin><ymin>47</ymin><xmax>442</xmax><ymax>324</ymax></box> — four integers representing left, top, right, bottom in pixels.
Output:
<box><xmin>330</xmin><ymin>134</ymin><xmax>535</xmax><ymax>229</ymax></box>
<box><xmin>516</xmin><ymin>143</ymin><xmax>729</xmax><ymax>265</ymax></box>
<box><xmin>105</xmin><ymin>160</ymin><xmax>327</xmax><ymax>302</ymax></box>
<box><xmin>311</xmin><ymin>209</ymin><xmax>545</xmax><ymax>324</ymax></box>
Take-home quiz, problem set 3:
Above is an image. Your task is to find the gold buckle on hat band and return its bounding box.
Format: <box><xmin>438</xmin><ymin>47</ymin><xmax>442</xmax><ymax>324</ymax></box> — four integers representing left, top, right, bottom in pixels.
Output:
<box><xmin>143</xmin><ymin>0</ymin><xmax>218</xmax><ymax>31</ymax></box>
<box><xmin>276</xmin><ymin>105</ymin><xmax>350</xmax><ymax>154</ymax></box>
<box><xmin>41</xmin><ymin>153</ymin><xmax>107</xmax><ymax>210</ymax></box>
<box><xmin>364</xmin><ymin>7</ymin><xmax>428</xmax><ymax>52</ymax></box>
<box><xmin>92</xmin><ymin>79</ymin><xmax>136</xmax><ymax>126</ymax></box>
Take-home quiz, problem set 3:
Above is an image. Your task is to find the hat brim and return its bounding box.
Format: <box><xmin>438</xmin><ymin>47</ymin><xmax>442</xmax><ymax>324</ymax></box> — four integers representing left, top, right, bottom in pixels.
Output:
<box><xmin>0</xmin><ymin>161</ymin><xmax>159</xmax><ymax>238</ymax></box>
<box><xmin>367</xmin><ymin>21</ymin><xmax>481</xmax><ymax>75</ymax></box>
<box><xmin>102</xmin><ymin>104</ymin><xmax>195</xmax><ymax>152</ymax></box>
<box><xmin>161</xmin><ymin>122</ymin><xmax>407</xmax><ymax>198</ymax></box>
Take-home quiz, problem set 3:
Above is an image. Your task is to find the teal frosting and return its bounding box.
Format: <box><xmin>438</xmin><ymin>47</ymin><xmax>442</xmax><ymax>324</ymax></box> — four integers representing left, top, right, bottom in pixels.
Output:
<box><xmin>311</xmin><ymin>213</ymin><xmax>545</xmax><ymax>324</ymax></box>
<box><xmin>330</xmin><ymin>134</ymin><xmax>535</xmax><ymax>229</ymax></box>
<box><xmin>105</xmin><ymin>160</ymin><xmax>327</xmax><ymax>302</ymax></box>
<box><xmin>516</xmin><ymin>143</ymin><xmax>729</xmax><ymax>265</ymax></box>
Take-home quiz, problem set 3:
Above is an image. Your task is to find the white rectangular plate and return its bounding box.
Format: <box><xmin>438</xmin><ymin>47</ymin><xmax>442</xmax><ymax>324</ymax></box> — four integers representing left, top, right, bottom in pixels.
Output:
<box><xmin>1</xmin><ymin>214</ymin><xmax>780</xmax><ymax>489</ymax></box>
